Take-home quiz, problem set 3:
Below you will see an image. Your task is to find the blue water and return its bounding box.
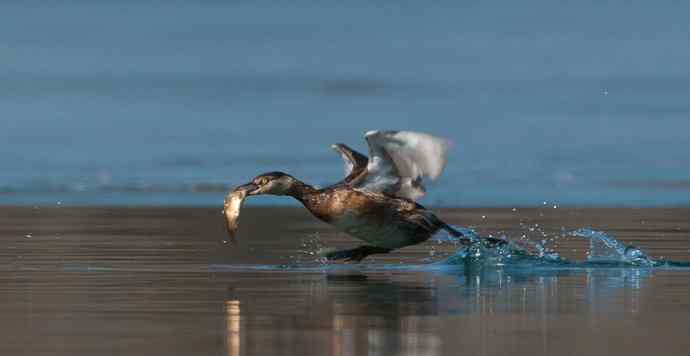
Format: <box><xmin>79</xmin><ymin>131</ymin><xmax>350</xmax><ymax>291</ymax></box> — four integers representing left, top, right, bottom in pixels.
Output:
<box><xmin>2</xmin><ymin>1</ymin><xmax>690</xmax><ymax>206</ymax></box>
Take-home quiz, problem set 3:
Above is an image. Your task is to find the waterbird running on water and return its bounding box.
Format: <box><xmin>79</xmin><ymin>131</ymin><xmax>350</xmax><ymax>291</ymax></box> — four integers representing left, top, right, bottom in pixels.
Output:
<box><xmin>224</xmin><ymin>130</ymin><xmax>504</xmax><ymax>262</ymax></box>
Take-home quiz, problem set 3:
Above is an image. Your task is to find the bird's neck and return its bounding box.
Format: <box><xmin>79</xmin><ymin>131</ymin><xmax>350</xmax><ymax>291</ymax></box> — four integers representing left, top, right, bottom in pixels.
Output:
<box><xmin>287</xmin><ymin>179</ymin><xmax>317</xmax><ymax>201</ymax></box>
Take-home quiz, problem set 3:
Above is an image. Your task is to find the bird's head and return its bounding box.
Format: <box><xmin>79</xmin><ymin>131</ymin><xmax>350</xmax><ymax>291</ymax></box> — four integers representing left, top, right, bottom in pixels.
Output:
<box><xmin>236</xmin><ymin>171</ymin><xmax>298</xmax><ymax>196</ymax></box>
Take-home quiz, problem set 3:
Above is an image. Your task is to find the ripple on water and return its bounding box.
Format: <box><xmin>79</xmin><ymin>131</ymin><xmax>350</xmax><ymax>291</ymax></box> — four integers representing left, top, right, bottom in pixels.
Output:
<box><xmin>210</xmin><ymin>227</ymin><xmax>690</xmax><ymax>273</ymax></box>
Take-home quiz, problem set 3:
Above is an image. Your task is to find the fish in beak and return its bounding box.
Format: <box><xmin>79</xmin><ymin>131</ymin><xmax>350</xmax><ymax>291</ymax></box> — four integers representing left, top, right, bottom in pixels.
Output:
<box><xmin>223</xmin><ymin>182</ymin><xmax>257</xmax><ymax>242</ymax></box>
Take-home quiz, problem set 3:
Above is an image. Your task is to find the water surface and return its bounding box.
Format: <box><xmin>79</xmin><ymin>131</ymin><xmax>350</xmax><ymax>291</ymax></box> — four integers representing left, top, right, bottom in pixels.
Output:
<box><xmin>2</xmin><ymin>206</ymin><xmax>689</xmax><ymax>355</ymax></box>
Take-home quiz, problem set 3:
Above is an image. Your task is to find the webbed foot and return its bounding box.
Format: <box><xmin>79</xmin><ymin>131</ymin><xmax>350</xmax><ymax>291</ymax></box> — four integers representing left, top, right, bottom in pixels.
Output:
<box><xmin>456</xmin><ymin>236</ymin><xmax>508</xmax><ymax>248</ymax></box>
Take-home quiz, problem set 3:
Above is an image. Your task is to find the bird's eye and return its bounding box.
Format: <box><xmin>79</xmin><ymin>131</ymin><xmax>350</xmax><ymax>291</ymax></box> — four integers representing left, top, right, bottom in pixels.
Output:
<box><xmin>258</xmin><ymin>177</ymin><xmax>268</xmax><ymax>185</ymax></box>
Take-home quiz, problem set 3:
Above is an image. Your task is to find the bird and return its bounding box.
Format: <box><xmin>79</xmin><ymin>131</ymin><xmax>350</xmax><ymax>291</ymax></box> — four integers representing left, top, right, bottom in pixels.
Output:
<box><xmin>228</xmin><ymin>130</ymin><xmax>503</xmax><ymax>262</ymax></box>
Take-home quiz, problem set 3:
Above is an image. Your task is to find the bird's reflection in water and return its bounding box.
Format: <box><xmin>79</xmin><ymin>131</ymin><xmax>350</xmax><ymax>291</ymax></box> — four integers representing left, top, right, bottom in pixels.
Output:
<box><xmin>326</xmin><ymin>273</ymin><xmax>442</xmax><ymax>356</ymax></box>
<box><xmin>223</xmin><ymin>271</ymin><xmax>443</xmax><ymax>356</ymax></box>
<box><xmin>223</xmin><ymin>266</ymin><xmax>652</xmax><ymax>356</ymax></box>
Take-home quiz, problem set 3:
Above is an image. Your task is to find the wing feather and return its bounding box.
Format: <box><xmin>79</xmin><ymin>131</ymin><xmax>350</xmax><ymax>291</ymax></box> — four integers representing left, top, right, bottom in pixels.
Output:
<box><xmin>352</xmin><ymin>130</ymin><xmax>451</xmax><ymax>200</ymax></box>
<box><xmin>330</xmin><ymin>143</ymin><xmax>369</xmax><ymax>184</ymax></box>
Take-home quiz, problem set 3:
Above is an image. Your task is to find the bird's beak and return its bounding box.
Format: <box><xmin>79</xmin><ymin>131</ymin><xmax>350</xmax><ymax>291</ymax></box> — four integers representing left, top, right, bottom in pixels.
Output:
<box><xmin>237</xmin><ymin>182</ymin><xmax>259</xmax><ymax>195</ymax></box>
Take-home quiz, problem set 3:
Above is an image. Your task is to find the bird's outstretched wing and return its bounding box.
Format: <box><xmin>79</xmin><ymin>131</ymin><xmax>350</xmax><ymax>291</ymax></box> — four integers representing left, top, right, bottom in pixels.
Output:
<box><xmin>330</xmin><ymin>143</ymin><xmax>369</xmax><ymax>184</ymax></box>
<box><xmin>350</xmin><ymin>130</ymin><xmax>451</xmax><ymax>201</ymax></box>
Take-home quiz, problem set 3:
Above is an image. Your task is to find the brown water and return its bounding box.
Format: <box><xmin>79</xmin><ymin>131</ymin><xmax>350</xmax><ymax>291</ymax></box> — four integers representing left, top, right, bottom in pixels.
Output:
<box><xmin>1</xmin><ymin>207</ymin><xmax>689</xmax><ymax>356</ymax></box>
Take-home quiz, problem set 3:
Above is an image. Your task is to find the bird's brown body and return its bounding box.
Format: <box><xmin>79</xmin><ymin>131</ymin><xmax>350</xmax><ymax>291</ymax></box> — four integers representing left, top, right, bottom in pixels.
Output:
<box><xmin>287</xmin><ymin>182</ymin><xmax>445</xmax><ymax>249</ymax></box>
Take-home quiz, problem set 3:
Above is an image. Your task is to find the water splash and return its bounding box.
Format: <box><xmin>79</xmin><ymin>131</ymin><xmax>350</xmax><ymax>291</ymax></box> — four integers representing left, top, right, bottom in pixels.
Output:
<box><xmin>263</xmin><ymin>225</ymin><xmax>686</xmax><ymax>272</ymax></box>
<box><xmin>290</xmin><ymin>233</ymin><xmax>329</xmax><ymax>266</ymax></box>
<box><xmin>569</xmin><ymin>228</ymin><xmax>657</xmax><ymax>266</ymax></box>
<box><xmin>437</xmin><ymin>226</ymin><xmax>659</xmax><ymax>268</ymax></box>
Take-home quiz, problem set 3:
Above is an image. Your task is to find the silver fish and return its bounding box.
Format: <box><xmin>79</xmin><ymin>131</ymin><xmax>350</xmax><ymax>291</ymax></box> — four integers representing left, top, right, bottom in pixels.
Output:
<box><xmin>223</xmin><ymin>186</ymin><xmax>249</xmax><ymax>242</ymax></box>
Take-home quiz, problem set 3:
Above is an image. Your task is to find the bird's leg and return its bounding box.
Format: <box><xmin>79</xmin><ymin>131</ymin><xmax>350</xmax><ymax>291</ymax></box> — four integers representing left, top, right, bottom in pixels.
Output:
<box><xmin>439</xmin><ymin>220</ymin><xmax>508</xmax><ymax>247</ymax></box>
<box><xmin>325</xmin><ymin>245</ymin><xmax>392</xmax><ymax>262</ymax></box>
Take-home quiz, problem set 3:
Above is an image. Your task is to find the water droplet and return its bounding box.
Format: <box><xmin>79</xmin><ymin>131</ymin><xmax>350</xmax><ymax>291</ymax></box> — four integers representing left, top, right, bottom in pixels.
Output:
<box><xmin>481</xmin><ymin>215</ymin><xmax>486</xmax><ymax>219</ymax></box>
<box><xmin>57</xmin><ymin>201</ymin><xmax>62</xmax><ymax>205</ymax></box>
<box><xmin>542</xmin><ymin>201</ymin><xmax>547</xmax><ymax>205</ymax></box>
<box><xmin>624</xmin><ymin>246</ymin><xmax>644</xmax><ymax>260</ymax></box>
<box><xmin>553</xmin><ymin>205</ymin><xmax>558</xmax><ymax>209</ymax></box>
<box><xmin>511</xmin><ymin>208</ymin><xmax>517</xmax><ymax>212</ymax></box>
<box><xmin>222</xmin><ymin>240</ymin><xmax>229</xmax><ymax>244</ymax></box>
<box><xmin>24</xmin><ymin>234</ymin><xmax>32</xmax><ymax>238</ymax></box>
